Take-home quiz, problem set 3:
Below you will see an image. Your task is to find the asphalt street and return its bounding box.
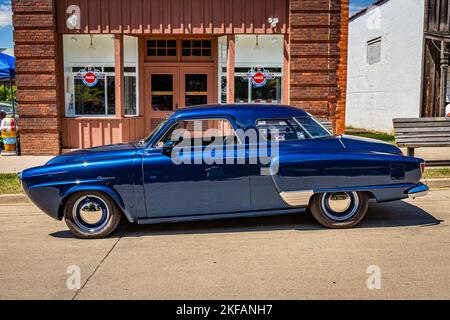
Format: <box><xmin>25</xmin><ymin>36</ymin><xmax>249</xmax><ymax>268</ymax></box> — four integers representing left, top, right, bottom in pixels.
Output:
<box><xmin>1</xmin><ymin>189</ymin><xmax>449</xmax><ymax>299</ymax></box>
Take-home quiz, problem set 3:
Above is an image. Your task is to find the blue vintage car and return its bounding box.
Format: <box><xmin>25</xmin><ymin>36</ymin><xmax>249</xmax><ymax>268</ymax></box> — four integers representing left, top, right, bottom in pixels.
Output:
<box><xmin>20</xmin><ymin>104</ymin><xmax>428</xmax><ymax>238</ymax></box>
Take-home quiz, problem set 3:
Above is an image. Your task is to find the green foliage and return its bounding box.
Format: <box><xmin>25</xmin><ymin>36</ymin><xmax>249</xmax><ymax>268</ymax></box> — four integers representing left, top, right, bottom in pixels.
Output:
<box><xmin>0</xmin><ymin>85</ymin><xmax>17</xmax><ymax>102</ymax></box>
<box><xmin>0</xmin><ymin>174</ymin><xmax>22</xmax><ymax>194</ymax></box>
<box><xmin>349</xmin><ymin>132</ymin><xmax>396</xmax><ymax>145</ymax></box>
<box><xmin>423</xmin><ymin>168</ymin><xmax>450</xmax><ymax>179</ymax></box>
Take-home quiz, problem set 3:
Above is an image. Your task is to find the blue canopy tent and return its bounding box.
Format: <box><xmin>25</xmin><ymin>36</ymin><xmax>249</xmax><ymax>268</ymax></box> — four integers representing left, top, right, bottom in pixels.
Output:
<box><xmin>0</xmin><ymin>52</ymin><xmax>15</xmax><ymax>80</ymax></box>
<box><xmin>0</xmin><ymin>52</ymin><xmax>18</xmax><ymax>154</ymax></box>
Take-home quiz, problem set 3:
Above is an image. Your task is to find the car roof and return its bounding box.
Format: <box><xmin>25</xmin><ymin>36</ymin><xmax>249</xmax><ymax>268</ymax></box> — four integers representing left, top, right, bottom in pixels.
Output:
<box><xmin>172</xmin><ymin>104</ymin><xmax>310</xmax><ymax>126</ymax></box>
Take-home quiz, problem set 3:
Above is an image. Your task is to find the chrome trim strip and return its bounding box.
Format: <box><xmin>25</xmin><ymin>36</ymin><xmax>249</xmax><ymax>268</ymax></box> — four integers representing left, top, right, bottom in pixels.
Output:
<box><xmin>407</xmin><ymin>184</ymin><xmax>429</xmax><ymax>199</ymax></box>
<box><xmin>280</xmin><ymin>190</ymin><xmax>314</xmax><ymax>207</ymax></box>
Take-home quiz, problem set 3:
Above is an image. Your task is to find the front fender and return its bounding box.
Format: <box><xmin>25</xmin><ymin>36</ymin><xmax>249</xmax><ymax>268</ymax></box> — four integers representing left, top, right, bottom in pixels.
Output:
<box><xmin>59</xmin><ymin>185</ymin><xmax>134</xmax><ymax>222</ymax></box>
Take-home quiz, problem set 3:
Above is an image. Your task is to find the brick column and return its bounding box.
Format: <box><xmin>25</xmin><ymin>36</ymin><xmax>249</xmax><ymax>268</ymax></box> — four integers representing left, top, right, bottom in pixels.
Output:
<box><xmin>288</xmin><ymin>0</ymin><xmax>349</xmax><ymax>134</ymax></box>
<box><xmin>13</xmin><ymin>0</ymin><xmax>61</xmax><ymax>155</ymax></box>
<box><xmin>335</xmin><ymin>0</ymin><xmax>349</xmax><ymax>134</ymax></box>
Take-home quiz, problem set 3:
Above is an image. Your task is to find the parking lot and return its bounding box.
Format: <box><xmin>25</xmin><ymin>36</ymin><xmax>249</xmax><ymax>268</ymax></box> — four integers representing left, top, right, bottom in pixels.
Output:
<box><xmin>1</xmin><ymin>189</ymin><xmax>450</xmax><ymax>300</ymax></box>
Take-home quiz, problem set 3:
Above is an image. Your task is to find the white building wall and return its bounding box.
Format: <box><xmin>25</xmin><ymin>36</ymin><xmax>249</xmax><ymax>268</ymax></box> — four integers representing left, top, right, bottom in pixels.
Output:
<box><xmin>346</xmin><ymin>0</ymin><xmax>425</xmax><ymax>133</ymax></box>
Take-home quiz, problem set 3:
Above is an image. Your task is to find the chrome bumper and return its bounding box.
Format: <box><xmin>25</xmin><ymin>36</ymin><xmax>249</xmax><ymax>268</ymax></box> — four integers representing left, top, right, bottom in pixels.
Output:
<box><xmin>407</xmin><ymin>184</ymin><xmax>429</xmax><ymax>199</ymax></box>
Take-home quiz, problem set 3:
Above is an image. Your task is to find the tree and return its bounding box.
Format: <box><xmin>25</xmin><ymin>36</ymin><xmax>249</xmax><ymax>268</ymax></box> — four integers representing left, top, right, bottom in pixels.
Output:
<box><xmin>0</xmin><ymin>84</ymin><xmax>16</xmax><ymax>102</ymax></box>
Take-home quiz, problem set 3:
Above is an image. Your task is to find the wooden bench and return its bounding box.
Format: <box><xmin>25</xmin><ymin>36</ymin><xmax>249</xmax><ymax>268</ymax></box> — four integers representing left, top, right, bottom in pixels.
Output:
<box><xmin>319</xmin><ymin>121</ymin><xmax>333</xmax><ymax>133</ymax></box>
<box><xmin>393</xmin><ymin>117</ymin><xmax>450</xmax><ymax>157</ymax></box>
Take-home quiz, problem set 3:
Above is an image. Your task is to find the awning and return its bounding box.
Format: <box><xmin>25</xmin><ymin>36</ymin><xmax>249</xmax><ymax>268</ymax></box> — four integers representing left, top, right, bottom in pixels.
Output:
<box><xmin>0</xmin><ymin>52</ymin><xmax>15</xmax><ymax>80</ymax></box>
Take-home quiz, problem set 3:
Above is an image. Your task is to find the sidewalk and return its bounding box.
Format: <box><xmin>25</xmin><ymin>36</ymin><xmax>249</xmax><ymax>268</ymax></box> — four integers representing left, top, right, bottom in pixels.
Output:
<box><xmin>399</xmin><ymin>147</ymin><xmax>450</xmax><ymax>161</ymax></box>
<box><xmin>0</xmin><ymin>155</ymin><xmax>53</xmax><ymax>173</ymax></box>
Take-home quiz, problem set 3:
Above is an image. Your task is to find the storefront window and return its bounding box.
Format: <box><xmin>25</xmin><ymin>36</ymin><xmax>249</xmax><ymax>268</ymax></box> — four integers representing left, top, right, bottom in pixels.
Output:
<box><xmin>106</xmin><ymin>76</ymin><xmax>116</xmax><ymax>115</ymax></box>
<box><xmin>67</xmin><ymin>67</ymin><xmax>137</xmax><ymax>116</ymax></box>
<box><xmin>251</xmin><ymin>77</ymin><xmax>282</xmax><ymax>103</ymax></box>
<box><xmin>64</xmin><ymin>35</ymin><xmax>139</xmax><ymax>117</ymax></box>
<box><xmin>233</xmin><ymin>67</ymin><xmax>282</xmax><ymax>104</ymax></box>
<box><xmin>74</xmin><ymin>78</ymin><xmax>108</xmax><ymax>115</ymax></box>
<box><xmin>235</xmin><ymin>76</ymin><xmax>249</xmax><ymax>103</ymax></box>
<box><xmin>218</xmin><ymin>35</ymin><xmax>284</xmax><ymax>104</ymax></box>
<box><xmin>124</xmin><ymin>76</ymin><xmax>137</xmax><ymax>115</ymax></box>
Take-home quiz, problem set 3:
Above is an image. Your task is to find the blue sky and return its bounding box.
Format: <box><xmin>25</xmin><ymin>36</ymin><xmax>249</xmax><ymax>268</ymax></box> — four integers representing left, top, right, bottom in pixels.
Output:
<box><xmin>0</xmin><ymin>0</ymin><xmax>375</xmax><ymax>49</ymax></box>
<box><xmin>350</xmin><ymin>0</ymin><xmax>377</xmax><ymax>16</ymax></box>
<box><xmin>0</xmin><ymin>0</ymin><xmax>13</xmax><ymax>49</ymax></box>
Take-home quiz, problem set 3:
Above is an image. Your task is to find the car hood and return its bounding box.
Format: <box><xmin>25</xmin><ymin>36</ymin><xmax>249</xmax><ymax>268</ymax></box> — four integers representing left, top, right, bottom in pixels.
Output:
<box><xmin>46</xmin><ymin>142</ymin><xmax>140</xmax><ymax>165</ymax></box>
<box><xmin>339</xmin><ymin>135</ymin><xmax>402</xmax><ymax>155</ymax></box>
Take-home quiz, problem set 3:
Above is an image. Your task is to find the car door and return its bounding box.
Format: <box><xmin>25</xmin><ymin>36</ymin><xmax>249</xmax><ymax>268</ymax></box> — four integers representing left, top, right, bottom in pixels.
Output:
<box><xmin>142</xmin><ymin>117</ymin><xmax>251</xmax><ymax>218</ymax></box>
<box><xmin>248</xmin><ymin>118</ymin><xmax>316</xmax><ymax>211</ymax></box>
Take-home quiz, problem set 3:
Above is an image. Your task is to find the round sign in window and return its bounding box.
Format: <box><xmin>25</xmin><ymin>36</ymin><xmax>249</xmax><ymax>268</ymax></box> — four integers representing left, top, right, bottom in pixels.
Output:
<box><xmin>74</xmin><ymin>65</ymin><xmax>105</xmax><ymax>88</ymax></box>
<box><xmin>83</xmin><ymin>71</ymin><xmax>98</xmax><ymax>87</ymax></box>
<box><xmin>252</xmin><ymin>71</ymin><xmax>267</xmax><ymax>88</ymax></box>
<box><xmin>242</xmin><ymin>66</ymin><xmax>275</xmax><ymax>88</ymax></box>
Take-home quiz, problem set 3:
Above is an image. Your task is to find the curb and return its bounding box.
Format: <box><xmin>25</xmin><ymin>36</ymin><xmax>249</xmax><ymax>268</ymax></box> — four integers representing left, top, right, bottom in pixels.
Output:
<box><xmin>1</xmin><ymin>179</ymin><xmax>450</xmax><ymax>204</ymax></box>
<box><xmin>0</xmin><ymin>193</ymin><xmax>31</xmax><ymax>204</ymax></box>
<box><xmin>424</xmin><ymin>178</ymin><xmax>450</xmax><ymax>189</ymax></box>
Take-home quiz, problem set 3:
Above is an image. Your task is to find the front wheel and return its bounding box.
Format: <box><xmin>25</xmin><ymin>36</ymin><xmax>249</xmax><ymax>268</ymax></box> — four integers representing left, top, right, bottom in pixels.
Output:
<box><xmin>64</xmin><ymin>191</ymin><xmax>122</xmax><ymax>239</ymax></box>
<box><xmin>309</xmin><ymin>191</ymin><xmax>369</xmax><ymax>229</ymax></box>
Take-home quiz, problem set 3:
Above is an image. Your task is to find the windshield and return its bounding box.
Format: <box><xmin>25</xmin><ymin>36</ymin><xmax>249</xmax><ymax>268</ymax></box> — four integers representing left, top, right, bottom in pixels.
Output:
<box><xmin>144</xmin><ymin>119</ymin><xmax>169</xmax><ymax>144</ymax></box>
<box><xmin>295</xmin><ymin>117</ymin><xmax>331</xmax><ymax>138</ymax></box>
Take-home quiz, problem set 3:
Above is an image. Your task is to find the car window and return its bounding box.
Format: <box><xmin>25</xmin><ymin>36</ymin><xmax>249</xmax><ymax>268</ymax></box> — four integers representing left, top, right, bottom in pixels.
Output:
<box><xmin>144</xmin><ymin>119</ymin><xmax>169</xmax><ymax>144</ymax></box>
<box><xmin>256</xmin><ymin>119</ymin><xmax>307</xmax><ymax>142</ymax></box>
<box><xmin>156</xmin><ymin>118</ymin><xmax>237</xmax><ymax>147</ymax></box>
<box><xmin>295</xmin><ymin>117</ymin><xmax>331</xmax><ymax>138</ymax></box>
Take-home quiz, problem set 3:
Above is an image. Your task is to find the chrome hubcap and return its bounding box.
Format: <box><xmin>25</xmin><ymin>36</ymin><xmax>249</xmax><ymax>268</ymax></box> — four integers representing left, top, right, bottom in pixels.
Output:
<box><xmin>72</xmin><ymin>195</ymin><xmax>109</xmax><ymax>233</ymax></box>
<box><xmin>79</xmin><ymin>201</ymin><xmax>104</xmax><ymax>224</ymax></box>
<box><xmin>321</xmin><ymin>192</ymin><xmax>359</xmax><ymax>221</ymax></box>
<box><xmin>328</xmin><ymin>193</ymin><xmax>351</xmax><ymax>213</ymax></box>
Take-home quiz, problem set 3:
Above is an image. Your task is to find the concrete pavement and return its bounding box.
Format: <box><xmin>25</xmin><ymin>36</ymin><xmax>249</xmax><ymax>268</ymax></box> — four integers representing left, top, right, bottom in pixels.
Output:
<box><xmin>0</xmin><ymin>189</ymin><xmax>450</xmax><ymax>299</ymax></box>
<box><xmin>0</xmin><ymin>156</ymin><xmax>53</xmax><ymax>173</ymax></box>
<box><xmin>399</xmin><ymin>147</ymin><xmax>450</xmax><ymax>161</ymax></box>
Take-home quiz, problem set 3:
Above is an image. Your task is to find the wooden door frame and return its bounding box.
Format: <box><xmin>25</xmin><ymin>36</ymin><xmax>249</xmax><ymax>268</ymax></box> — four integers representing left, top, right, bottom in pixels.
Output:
<box><xmin>179</xmin><ymin>65</ymin><xmax>216</xmax><ymax>107</ymax></box>
<box><xmin>144</xmin><ymin>66</ymin><xmax>180</xmax><ymax>135</ymax></box>
<box><xmin>139</xmin><ymin>36</ymin><xmax>219</xmax><ymax>132</ymax></box>
<box><xmin>143</xmin><ymin>63</ymin><xmax>217</xmax><ymax>132</ymax></box>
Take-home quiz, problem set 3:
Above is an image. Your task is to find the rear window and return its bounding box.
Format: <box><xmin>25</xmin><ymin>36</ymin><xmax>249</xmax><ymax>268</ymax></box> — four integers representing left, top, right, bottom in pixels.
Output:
<box><xmin>295</xmin><ymin>117</ymin><xmax>330</xmax><ymax>138</ymax></box>
<box><xmin>256</xmin><ymin>119</ymin><xmax>308</xmax><ymax>142</ymax></box>
<box><xmin>256</xmin><ymin>117</ymin><xmax>331</xmax><ymax>142</ymax></box>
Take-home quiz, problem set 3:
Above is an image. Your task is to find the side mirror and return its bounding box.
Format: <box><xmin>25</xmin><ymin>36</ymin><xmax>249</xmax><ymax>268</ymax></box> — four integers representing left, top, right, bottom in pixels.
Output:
<box><xmin>162</xmin><ymin>141</ymin><xmax>175</xmax><ymax>156</ymax></box>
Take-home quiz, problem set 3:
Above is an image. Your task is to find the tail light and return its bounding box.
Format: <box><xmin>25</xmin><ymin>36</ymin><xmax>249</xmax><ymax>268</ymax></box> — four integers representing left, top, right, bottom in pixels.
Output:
<box><xmin>420</xmin><ymin>162</ymin><xmax>425</xmax><ymax>175</ymax></box>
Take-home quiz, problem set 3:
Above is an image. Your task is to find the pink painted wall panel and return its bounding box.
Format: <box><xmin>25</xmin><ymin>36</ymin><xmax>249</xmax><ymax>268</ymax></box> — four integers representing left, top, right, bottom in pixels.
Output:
<box><xmin>61</xmin><ymin>118</ymin><xmax>145</xmax><ymax>149</ymax></box>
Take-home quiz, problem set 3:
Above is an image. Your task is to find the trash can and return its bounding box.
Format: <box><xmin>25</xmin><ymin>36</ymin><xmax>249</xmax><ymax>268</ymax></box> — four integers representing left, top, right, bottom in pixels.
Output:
<box><xmin>1</xmin><ymin>117</ymin><xmax>16</xmax><ymax>154</ymax></box>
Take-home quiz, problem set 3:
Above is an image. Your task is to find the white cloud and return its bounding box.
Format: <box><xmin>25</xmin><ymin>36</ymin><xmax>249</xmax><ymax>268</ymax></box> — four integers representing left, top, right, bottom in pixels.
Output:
<box><xmin>0</xmin><ymin>4</ymin><xmax>12</xmax><ymax>28</ymax></box>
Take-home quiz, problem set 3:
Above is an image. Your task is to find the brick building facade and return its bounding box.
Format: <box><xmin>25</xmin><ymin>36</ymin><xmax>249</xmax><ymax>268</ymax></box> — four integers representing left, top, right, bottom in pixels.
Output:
<box><xmin>12</xmin><ymin>0</ymin><xmax>348</xmax><ymax>155</ymax></box>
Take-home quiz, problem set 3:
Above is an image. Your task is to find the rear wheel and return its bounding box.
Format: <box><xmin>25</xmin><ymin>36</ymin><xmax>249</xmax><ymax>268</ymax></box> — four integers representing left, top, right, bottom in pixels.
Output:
<box><xmin>64</xmin><ymin>191</ymin><xmax>122</xmax><ymax>239</ymax></box>
<box><xmin>309</xmin><ymin>191</ymin><xmax>369</xmax><ymax>229</ymax></box>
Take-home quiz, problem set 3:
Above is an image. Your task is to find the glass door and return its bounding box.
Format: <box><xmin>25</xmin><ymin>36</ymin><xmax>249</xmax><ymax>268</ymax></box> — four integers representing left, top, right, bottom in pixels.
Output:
<box><xmin>151</xmin><ymin>74</ymin><xmax>176</xmax><ymax>111</ymax></box>
<box><xmin>145</xmin><ymin>66</ymin><xmax>215</xmax><ymax>133</ymax></box>
<box><xmin>145</xmin><ymin>67</ymin><xmax>179</xmax><ymax>133</ymax></box>
<box><xmin>180</xmin><ymin>67</ymin><xmax>214</xmax><ymax>108</ymax></box>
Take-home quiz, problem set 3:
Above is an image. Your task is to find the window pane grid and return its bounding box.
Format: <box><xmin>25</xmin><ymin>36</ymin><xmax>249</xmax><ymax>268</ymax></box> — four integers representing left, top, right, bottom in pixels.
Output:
<box><xmin>182</xmin><ymin>40</ymin><xmax>212</xmax><ymax>57</ymax></box>
<box><xmin>147</xmin><ymin>40</ymin><xmax>177</xmax><ymax>57</ymax></box>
